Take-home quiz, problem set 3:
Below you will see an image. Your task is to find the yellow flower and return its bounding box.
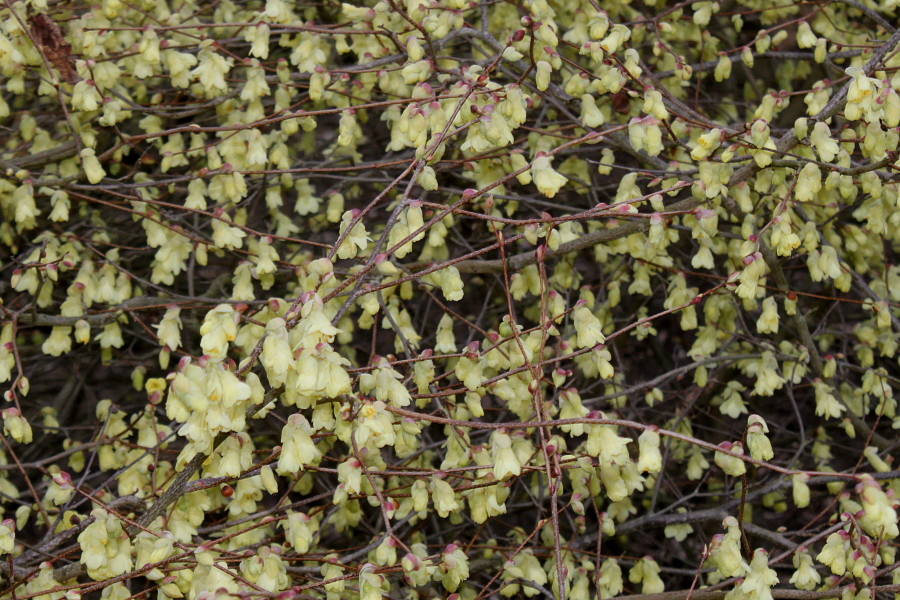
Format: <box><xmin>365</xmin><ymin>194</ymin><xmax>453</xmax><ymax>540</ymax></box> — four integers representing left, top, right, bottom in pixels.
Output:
<box><xmin>535</xmin><ymin>60</ymin><xmax>552</xmax><ymax>91</ymax></box>
<box><xmin>72</xmin><ymin>79</ymin><xmax>102</xmax><ymax>112</ymax></box>
<box><xmin>410</xmin><ymin>480</ymin><xmax>428</xmax><ymax>512</ymax></box>
<box><xmin>190</xmin><ymin>41</ymin><xmax>232</xmax><ymax>95</ymax></box>
<box><xmin>637</xmin><ymin>429</ymin><xmax>662</xmax><ymax>473</ymax></box>
<box><xmin>261</xmin><ymin>317</ymin><xmax>293</xmax><ymax>387</ymax></box>
<box><xmin>435</xmin><ymin>313</ymin><xmax>456</xmax><ymax>353</ymax></box>
<box><xmin>792</xmin><ymin>473</ymin><xmax>810</xmax><ymax>508</ymax></box>
<box><xmin>741</xmin><ymin>549</ymin><xmax>778</xmax><ymax>600</ymax></box>
<box><xmin>845</xmin><ymin>66</ymin><xmax>875</xmax><ymax>120</ymax></box>
<box><xmin>857</xmin><ymin>475</ymin><xmax>900</xmax><ymax>539</ymax></box>
<box><xmin>199</xmin><ymin>304</ymin><xmax>238</xmax><ymax>359</ymax></box>
<box><xmin>42</xmin><ymin>326</ymin><xmax>72</xmax><ymax>357</ymax></box>
<box><xmin>74</xmin><ymin>319</ymin><xmax>91</xmax><ymax>344</ymax></box>
<box><xmin>78</xmin><ymin>509</ymin><xmax>133</xmax><ymax>580</ymax></box>
<box><xmin>79</xmin><ymin>148</ymin><xmax>105</xmax><ymax>184</ymax></box>
<box><xmin>629</xmin><ymin>557</ymin><xmax>664</xmax><ymax>594</ymax></box>
<box><xmin>746</xmin><ymin>414</ymin><xmax>774</xmax><ymax>460</ymax></box>
<box><xmin>597</xmin><ymin>558</ymin><xmax>623</xmax><ymax>599</ymax></box>
<box><xmin>282</xmin><ymin>512</ymin><xmax>315</xmax><ymax>553</ymax></box>
<box><xmin>455</xmin><ymin>353</ymin><xmax>484</xmax><ymax>391</ymax></box>
<box><xmin>3</xmin><ymin>408</ymin><xmax>32</xmax><ymax>444</ymax></box>
<box><xmin>714</xmin><ymin>55</ymin><xmax>732</xmax><ymax>81</ymax></box>
<box><xmin>0</xmin><ymin>519</ymin><xmax>14</xmax><ymax>553</ymax></box>
<box><xmin>796</xmin><ymin>22</ymin><xmax>817</xmax><ymax>48</ymax></box>
<box><xmin>585</xmin><ymin>417</ymin><xmax>630</xmax><ymax>467</ymax></box>
<box><xmin>690</xmin><ymin>128</ymin><xmax>722</xmax><ymax>161</ymax></box>
<box><xmin>437</xmin><ymin>544</ymin><xmax>469</xmax><ymax>592</ymax></box>
<box><xmin>430</xmin><ymin>477</ymin><xmax>459</xmax><ymax>517</ymax></box>
<box><xmin>358</xmin><ymin>563</ymin><xmax>385</xmax><ymax>600</ymax></box>
<box><xmin>810</xmin><ymin>122</ymin><xmax>839</xmax><ymax>162</ymax></box>
<box><xmin>573</xmin><ymin>305</ymin><xmax>606</xmax><ymax>348</ymax></box>
<box><xmin>210</xmin><ymin>211</ymin><xmax>247</xmax><ymax>250</ymax></box>
<box><xmin>439</xmin><ymin>266</ymin><xmax>464</xmax><ymax>301</ymax></box>
<box><xmin>530</xmin><ymin>153</ymin><xmax>567</xmax><ymax>197</ymax></box>
<box><xmin>491</xmin><ymin>430</ymin><xmax>521</xmax><ymax>481</ymax></box>
<box><xmin>813</xmin><ymin>379</ymin><xmax>844</xmax><ymax>419</ymax></box>
<box><xmin>359</xmin><ymin>358</ymin><xmax>411</xmax><ymax>407</ymax></box>
<box><xmin>710</xmin><ymin>517</ymin><xmax>747</xmax><ymax>577</ymax></box>
<box><xmin>244</xmin><ymin>22</ymin><xmax>270</xmax><ymax>59</ymax></box>
<box><xmin>600</xmin><ymin>24</ymin><xmax>630</xmax><ymax>54</ymax></box>
<box><xmin>714</xmin><ymin>441</ymin><xmax>746</xmax><ymax>476</ymax></box>
<box><xmin>581</xmin><ymin>94</ymin><xmax>605</xmax><ymax>127</ymax></box>
<box><xmin>277</xmin><ymin>414</ymin><xmax>320</xmax><ymax>474</ymax></box>
<box><xmin>795</xmin><ymin>162</ymin><xmax>822</xmax><ymax>202</ymax></box>
<box><xmin>816</xmin><ymin>531</ymin><xmax>849</xmax><ymax>575</ymax></box>
<box><xmin>154</xmin><ymin>306</ymin><xmax>182</xmax><ymax>351</ymax></box>
<box><xmin>790</xmin><ymin>549</ymin><xmax>820</xmax><ymax>589</ymax></box>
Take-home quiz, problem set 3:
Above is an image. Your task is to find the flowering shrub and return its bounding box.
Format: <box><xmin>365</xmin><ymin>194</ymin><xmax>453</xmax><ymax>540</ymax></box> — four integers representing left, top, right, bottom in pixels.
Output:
<box><xmin>1</xmin><ymin>1</ymin><xmax>899</xmax><ymax>600</ymax></box>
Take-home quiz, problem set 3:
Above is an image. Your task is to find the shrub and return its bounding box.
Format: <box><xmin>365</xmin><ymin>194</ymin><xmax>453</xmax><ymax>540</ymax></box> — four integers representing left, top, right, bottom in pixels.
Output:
<box><xmin>1</xmin><ymin>1</ymin><xmax>899</xmax><ymax>600</ymax></box>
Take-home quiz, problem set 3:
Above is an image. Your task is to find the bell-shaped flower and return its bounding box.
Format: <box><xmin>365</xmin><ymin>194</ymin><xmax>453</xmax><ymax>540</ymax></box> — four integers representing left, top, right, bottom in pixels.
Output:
<box><xmin>629</xmin><ymin>556</ymin><xmax>664</xmax><ymax>594</ymax></box>
<box><xmin>277</xmin><ymin>414</ymin><xmax>320</xmax><ymax>474</ymax></box>
<box><xmin>455</xmin><ymin>349</ymin><xmax>484</xmax><ymax>392</ymax></box>
<box><xmin>816</xmin><ymin>531</ymin><xmax>849</xmax><ymax>575</ymax></box>
<box><xmin>585</xmin><ymin>415</ymin><xmax>630</xmax><ymax>467</ymax></box>
<box><xmin>135</xmin><ymin>530</ymin><xmax>175</xmax><ymax>581</ymax></box>
<box><xmin>792</xmin><ymin>473</ymin><xmax>810</xmax><ymax>508</ymax></box>
<box><xmin>581</xmin><ymin>94</ymin><xmax>605</xmax><ymax>127</ymax></box>
<box><xmin>857</xmin><ymin>475</ymin><xmax>900</xmax><ymax>539</ymax></box>
<box><xmin>573</xmin><ymin>305</ymin><xmax>606</xmax><ymax>349</ymax></box>
<box><xmin>154</xmin><ymin>306</ymin><xmax>182</xmax><ymax>350</ymax></box>
<box><xmin>431</xmin><ymin>477</ymin><xmax>459</xmax><ymax>517</ymax></box>
<box><xmin>336</xmin><ymin>210</ymin><xmax>370</xmax><ymax>259</ymax></box>
<box><xmin>530</xmin><ymin>153</ymin><xmax>568</xmax><ymax>198</ymax></box>
<box><xmin>261</xmin><ymin>318</ymin><xmax>293</xmax><ymax>387</ymax></box>
<box><xmin>199</xmin><ymin>304</ymin><xmax>238</xmax><ymax>360</ymax></box>
<box><xmin>711</xmin><ymin>517</ymin><xmax>747</xmax><ymax>577</ymax></box>
<box><xmin>2</xmin><ymin>408</ymin><xmax>32</xmax><ymax>444</ymax></box>
<box><xmin>690</xmin><ymin>128</ymin><xmax>722</xmax><ymax>161</ymax></box>
<box><xmin>358</xmin><ymin>563</ymin><xmax>386</xmax><ymax>600</ymax></box>
<box><xmin>353</xmin><ymin>400</ymin><xmax>396</xmax><ymax>449</ymax></box>
<box><xmin>358</xmin><ymin>358</ymin><xmax>411</xmax><ymax>407</ymax></box>
<box><xmin>795</xmin><ymin>162</ymin><xmax>822</xmax><ymax>202</ymax></box>
<box><xmin>77</xmin><ymin>508</ymin><xmax>133</xmax><ymax>580</ymax></box>
<box><xmin>205</xmin><ymin>361</ymin><xmax>251</xmax><ymax>409</ymax></box>
<box><xmin>746</xmin><ymin>414</ymin><xmax>774</xmax><ymax>461</ymax></box>
<box><xmin>637</xmin><ymin>429</ymin><xmax>662</xmax><ymax>473</ymax></box>
<box><xmin>491</xmin><ymin>430</ymin><xmax>521</xmax><ymax>481</ymax></box>
<box><xmin>0</xmin><ymin>519</ymin><xmax>14</xmax><ymax>554</ymax></box>
<box><xmin>80</xmin><ymin>148</ymin><xmax>105</xmax><ymax>184</ymax></box>
<box><xmin>436</xmin><ymin>544</ymin><xmax>469</xmax><ymax>592</ymax></box>
<box><xmin>282</xmin><ymin>512</ymin><xmax>316</xmax><ymax>553</ymax></box>
<box><xmin>810</xmin><ymin>122</ymin><xmax>839</xmax><ymax>162</ymax></box>
<box><xmin>790</xmin><ymin>548</ymin><xmax>821</xmax><ymax>590</ymax></box>
<box><xmin>714</xmin><ymin>441</ymin><xmax>747</xmax><ymax>476</ymax></box>
<box><xmin>293</xmin><ymin>294</ymin><xmax>341</xmax><ymax>346</ymax></box>
<box><xmin>741</xmin><ymin>549</ymin><xmax>778</xmax><ymax>600</ymax></box>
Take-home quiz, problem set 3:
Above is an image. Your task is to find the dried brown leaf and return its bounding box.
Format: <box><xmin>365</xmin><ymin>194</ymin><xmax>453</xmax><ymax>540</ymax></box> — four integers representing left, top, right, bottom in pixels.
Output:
<box><xmin>29</xmin><ymin>13</ymin><xmax>77</xmax><ymax>84</ymax></box>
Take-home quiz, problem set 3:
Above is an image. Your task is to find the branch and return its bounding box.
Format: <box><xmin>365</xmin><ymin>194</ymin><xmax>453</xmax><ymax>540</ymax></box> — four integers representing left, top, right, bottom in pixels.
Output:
<box><xmin>616</xmin><ymin>584</ymin><xmax>900</xmax><ymax>600</ymax></box>
<box><xmin>9</xmin><ymin>294</ymin><xmax>249</xmax><ymax>328</ymax></box>
<box><xmin>455</xmin><ymin>195</ymin><xmax>699</xmax><ymax>273</ymax></box>
<box><xmin>0</xmin><ymin>140</ymin><xmax>78</xmax><ymax>172</ymax></box>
